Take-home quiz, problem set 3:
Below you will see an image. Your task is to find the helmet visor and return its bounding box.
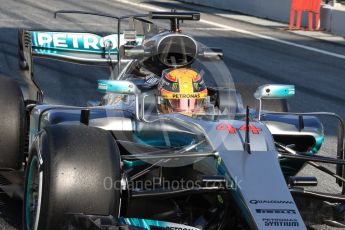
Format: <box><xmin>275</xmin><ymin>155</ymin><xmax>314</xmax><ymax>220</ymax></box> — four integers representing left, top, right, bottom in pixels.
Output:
<box><xmin>167</xmin><ymin>98</ymin><xmax>205</xmax><ymax>113</ymax></box>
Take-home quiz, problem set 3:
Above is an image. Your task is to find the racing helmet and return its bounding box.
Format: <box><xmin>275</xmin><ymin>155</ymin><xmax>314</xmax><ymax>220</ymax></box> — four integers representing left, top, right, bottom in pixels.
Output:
<box><xmin>158</xmin><ymin>68</ymin><xmax>208</xmax><ymax>116</ymax></box>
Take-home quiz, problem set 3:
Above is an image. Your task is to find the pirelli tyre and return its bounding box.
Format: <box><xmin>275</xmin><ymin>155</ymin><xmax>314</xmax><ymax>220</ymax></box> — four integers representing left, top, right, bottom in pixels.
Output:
<box><xmin>0</xmin><ymin>75</ymin><xmax>25</xmax><ymax>170</ymax></box>
<box><xmin>235</xmin><ymin>83</ymin><xmax>288</xmax><ymax>113</ymax></box>
<box><xmin>23</xmin><ymin>124</ymin><xmax>121</xmax><ymax>230</ymax></box>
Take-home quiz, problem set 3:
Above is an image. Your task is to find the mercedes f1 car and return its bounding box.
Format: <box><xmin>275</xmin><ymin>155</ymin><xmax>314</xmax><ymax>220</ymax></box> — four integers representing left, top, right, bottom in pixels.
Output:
<box><xmin>0</xmin><ymin>10</ymin><xmax>344</xmax><ymax>230</ymax></box>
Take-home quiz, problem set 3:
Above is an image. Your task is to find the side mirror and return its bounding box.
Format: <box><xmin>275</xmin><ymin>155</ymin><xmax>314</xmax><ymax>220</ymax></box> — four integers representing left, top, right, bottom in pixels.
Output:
<box><xmin>254</xmin><ymin>84</ymin><xmax>295</xmax><ymax>119</ymax></box>
<box><xmin>199</xmin><ymin>48</ymin><xmax>223</xmax><ymax>60</ymax></box>
<box><xmin>254</xmin><ymin>84</ymin><xmax>295</xmax><ymax>100</ymax></box>
<box><xmin>97</xmin><ymin>80</ymin><xmax>141</xmax><ymax>120</ymax></box>
<box><xmin>97</xmin><ymin>80</ymin><xmax>140</xmax><ymax>94</ymax></box>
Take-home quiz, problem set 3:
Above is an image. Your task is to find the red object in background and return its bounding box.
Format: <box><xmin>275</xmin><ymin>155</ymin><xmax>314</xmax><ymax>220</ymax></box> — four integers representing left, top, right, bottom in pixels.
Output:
<box><xmin>310</xmin><ymin>0</ymin><xmax>321</xmax><ymax>30</ymax></box>
<box><xmin>289</xmin><ymin>0</ymin><xmax>321</xmax><ymax>30</ymax></box>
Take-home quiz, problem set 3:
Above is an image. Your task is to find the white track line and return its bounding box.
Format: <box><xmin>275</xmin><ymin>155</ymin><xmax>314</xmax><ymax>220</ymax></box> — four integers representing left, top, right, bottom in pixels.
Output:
<box><xmin>115</xmin><ymin>0</ymin><xmax>345</xmax><ymax>60</ymax></box>
<box><xmin>185</xmin><ymin>27</ymin><xmax>231</xmax><ymax>31</ymax></box>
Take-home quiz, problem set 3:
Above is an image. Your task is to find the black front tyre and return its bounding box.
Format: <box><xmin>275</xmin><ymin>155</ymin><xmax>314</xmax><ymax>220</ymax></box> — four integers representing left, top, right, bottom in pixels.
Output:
<box><xmin>23</xmin><ymin>125</ymin><xmax>121</xmax><ymax>230</ymax></box>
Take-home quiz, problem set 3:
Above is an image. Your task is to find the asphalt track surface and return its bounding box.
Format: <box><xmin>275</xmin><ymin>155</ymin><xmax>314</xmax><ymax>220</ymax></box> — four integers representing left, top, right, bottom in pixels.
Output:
<box><xmin>0</xmin><ymin>0</ymin><xmax>344</xmax><ymax>229</ymax></box>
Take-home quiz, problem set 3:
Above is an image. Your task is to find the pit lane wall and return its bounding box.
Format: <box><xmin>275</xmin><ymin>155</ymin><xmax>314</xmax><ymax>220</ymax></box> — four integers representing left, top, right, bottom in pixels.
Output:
<box><xmin>177</xmin><ymin>0</ymin><xmax>345</xmax><ymax>37</ymax></box>
<box><xmin>320</xmin><ymin>5</ymin><xmax>345</xmax><ymax>36</ymax></box>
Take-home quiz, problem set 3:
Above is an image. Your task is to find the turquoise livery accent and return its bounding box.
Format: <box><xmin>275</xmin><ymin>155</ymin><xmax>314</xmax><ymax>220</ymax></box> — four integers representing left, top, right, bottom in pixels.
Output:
<box><xmin>97</xmin><ymin>80</ymin><xmax>139</xmax><ymax>94</ymax></box>
<box><xmin>31</xmin><ymin>31</ymin><xmax>144</xmax><ymax>54</ymax></box>
<box><xmin>119</xmin><ymin>217</ymin><xmax>201</xmax><ymax>230</ymax></box>
<box><xmin>309</xmin><ymin>135</ymin><xmax>324</xmax><ymax>155</ymax></box>
<box><xmin>30</xmin><ymin>127</ymin><xmax>38</xmax><ymax>135</ymax></box>
<box><xmin>123</xmin><ymin>160</ymin><xmax>147</xmax><ymax>168</ymax></box>
<box><xmin>255</xmin><ymin>84</ymin><xmax>295</xmax><ymax>99</ymax></box>
<box><xmin>270</xmin><ymin>85</ymin><xmax>295</xmax><ymax>98</ymax></box>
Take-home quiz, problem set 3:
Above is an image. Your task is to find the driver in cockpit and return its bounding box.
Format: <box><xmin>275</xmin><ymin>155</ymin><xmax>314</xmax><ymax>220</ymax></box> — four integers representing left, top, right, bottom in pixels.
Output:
<box><xmin>104</xmin><ymin>67</ymin><xmax>211</xmax><ymax>116</ymax></box>
<box><xmin>157</xmin><ymin>68</ymin><xmax>208</xmax><ymax>116</ymax></box>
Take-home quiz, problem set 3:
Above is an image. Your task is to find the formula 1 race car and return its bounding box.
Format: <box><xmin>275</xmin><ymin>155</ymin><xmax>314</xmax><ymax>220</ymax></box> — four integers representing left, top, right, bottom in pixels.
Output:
<box><xmin>0</xmin><ymin>10</ymin><xmax>345</xmax><ymax>230</ymax></box>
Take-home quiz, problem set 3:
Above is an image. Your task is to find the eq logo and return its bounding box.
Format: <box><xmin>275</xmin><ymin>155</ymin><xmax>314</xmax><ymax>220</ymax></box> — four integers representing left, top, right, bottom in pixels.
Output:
<box><xmin>216</xmin><ymin>123</ymin><xmax>262</xmax><ymax>134</ymax></box>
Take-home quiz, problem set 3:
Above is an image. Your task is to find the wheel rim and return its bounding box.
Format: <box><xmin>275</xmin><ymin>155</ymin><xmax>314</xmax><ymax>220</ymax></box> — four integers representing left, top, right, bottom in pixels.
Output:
<box><xmin>25</xmin><ymin>156</ymin><xmax>42</xmax><ymax>230</ymax></box>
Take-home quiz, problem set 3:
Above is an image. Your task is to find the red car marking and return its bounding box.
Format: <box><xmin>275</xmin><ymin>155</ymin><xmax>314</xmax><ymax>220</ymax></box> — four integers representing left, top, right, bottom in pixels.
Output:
<box><xmin>239</xmin><ymin>124</ymin><xmax>262</xmax><ymax>134</ymax></box>
<box><xmin>216</xmin><ymin>123</ymin><xmax>236</xmax><ymax>134</ymax></box>
<box><xmin>216</xmin><ymin>123</ymin><xmax>262</xmax><ymax>134</ymax></box>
